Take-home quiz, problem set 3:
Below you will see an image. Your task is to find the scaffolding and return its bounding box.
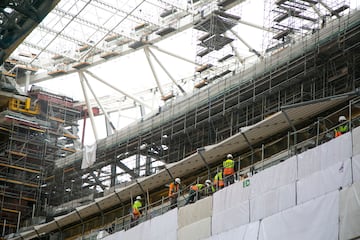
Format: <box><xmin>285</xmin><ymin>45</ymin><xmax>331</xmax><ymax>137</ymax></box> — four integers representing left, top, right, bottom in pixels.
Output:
<box><xmin>0</xmin><ymin>83</ymin><xmax>81</xmax><ymax>235</ymax></box>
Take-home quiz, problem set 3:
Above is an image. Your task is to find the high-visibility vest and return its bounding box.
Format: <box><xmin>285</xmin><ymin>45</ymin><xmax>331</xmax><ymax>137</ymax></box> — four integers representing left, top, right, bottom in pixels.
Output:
<box><xmin>132</xmin><ymin>200</ymin><xmax>142</xmax><ymax>215</ymax></box>
<box><xmin>214</xmin><ymin>172</ymin><xmax>224</xmax><ymax>187</ymax></box>
<box><xmin>335</xmin><ymin>124</ymin><xmax>348</xmax><ymax>137</ymax></box>
<box><xmin>223</xmin><ymin>159</ymin><xmax>235</xmax><ymax>175</ymax></box>
<box><xmin>169</xmin><ymin>182</ymin><xmax>179</xmax><ymax>197</ymax></box>
<box><xmin>191</xmin><ymin>184</ymin><xmax>204</xmax><ymax>191</ymax></box>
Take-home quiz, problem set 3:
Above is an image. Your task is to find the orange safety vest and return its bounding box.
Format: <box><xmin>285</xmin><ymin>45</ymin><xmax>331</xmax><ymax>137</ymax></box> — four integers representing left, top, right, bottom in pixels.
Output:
<box><xmin>190</xmin><ymin>184</ymin><xmax>204</xmax><ymax>191</ymax></box>
<box><xmin>214</xmin><ymin>172</ymin><xmax>224</xmax><ymax>187</ymax></box>
<box><xmin>168</xmin><ymin>182</ymin><xmax>179</xmax><ymax>197</ymax></box>
<box><xmin>223</xmin><ymin>159</ymin><xmax>235</xmax><ymax>175</ymax></box>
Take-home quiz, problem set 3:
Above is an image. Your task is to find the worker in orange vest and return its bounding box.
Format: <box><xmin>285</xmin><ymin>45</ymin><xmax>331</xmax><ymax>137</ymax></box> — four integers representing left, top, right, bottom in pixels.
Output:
<box><xmin>223</xmin><ymin>154</ymin><xmax>235</xmax><ymax>186</ymax></box>
<box><xmin>168</xmin><ymin>177</ymin><xmax>181</xmax><ymax>209</ymax></box>
<box><xmin>213</xmin><ymin>169</ymin><xmax>224</xmax><ymax>191</ymax></box>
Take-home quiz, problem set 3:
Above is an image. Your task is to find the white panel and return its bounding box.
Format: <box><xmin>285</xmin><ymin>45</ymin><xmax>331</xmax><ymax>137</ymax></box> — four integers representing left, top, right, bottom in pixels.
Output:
<box><xmin>212</xmin><ymin>200</ymin><xmax>249</xmax><ymax>235</ymax></box>
<box><xmin>250</xmin><ymin>156</ymin><xmax>297</xmax><ymax>198</ymax></box>
<box><xmin>149</xmin><ymin>208</ymin><xmax>178</xmax><ymax>240</ymax></box>
<box><xmin>297</xmin><ymin>159</ymin><xmax>352</xmax><ymax>204</ymax></box>
<box><xmin>258</xmin><ymin>191</ymin><xmax>339</xmax><ymax>240</ymax></box>
<box><xmin>352</xmin><ymin>126</ymin><xmax>360</xmax><ymax>156</ymax></box>
<box><xmin>178</xmin><ymin>196</ymin><xmax>212</xmax><ymax>228</ymax></box>
<box><xmin>177</xmin><ymin>217</ymin><xmax>211</xmax><ymax>240</ymax></box>
<box><xmin>298</xmin><ymin>133</ymin><xmax>352</xmax><ymax>179</ymax></box>
<box><xmin>207</xmin><ymin>221</ymin><xmax>259</xmax><ymax>240</ymax></box>
<box><xmin>339</xmin><ymin>182</ymin><xmax>360</xmax><ymax>240</ymax></box>
<box><xmin>250</xmin><ymin>183</ymin><xmax>296</xmax><ymax>221</ymax></box>
<box><xmin>353</xmin><ymin>154</ymin><xmax>360</xmax><ymax>183</ymax></box>
<box><xmin>103</xmin><ymin>230</ymin><xmax>125</xmax><ymax>240</ymax></box>
<box><xmin>213</xmin><ymin>179</ymin><xmax>251</xmax><ymax>214</ymax></box>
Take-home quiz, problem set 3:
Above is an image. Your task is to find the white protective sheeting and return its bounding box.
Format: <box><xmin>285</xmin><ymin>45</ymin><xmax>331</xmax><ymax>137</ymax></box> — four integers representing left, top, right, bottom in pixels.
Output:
<box><xmin>212</xmin><ymin>179</ymin><xmax>251</xmax><ymax>214</ymax></box>
<box><xmin>105</xmin><ymin>209</ymin><xmax>177</xmax><ymax>240</ymax></box>
<box><xmin>259</xmin><ymin>191</ymin><xmax>339</xmax><ymax>240</ymax></box>
<box><xmin>339</xmin><ymin>181</ymin><xmax>360</xmax><ymax>240</ymax></box>
<box><xmin>212</xmin><ymin>200</ymin><xmax>249</xmax><ymax>235</ymax></box>
<box><xmin>250</xmin><ymin>183</ymin><xmax>296</xmax><ymax>221</ymax></box>
<box><xmin>353</xmin><ymin>154</ymin><xmax>360</xmax><ymax>183</ymax></box>
<box><xmin>207</xmin><ymin>221</ymin><xmax>259</xmax><ymax>240</ymax></box>
<box><xmin>250</xmin><ymin>156</ymin><xmax>297</xmax><ymax>198</ymax></box>
<box><xmin>298</xmin><ymin>133</ymin><xmax>352</xmax><ymax>179</ymax></box>
<box><xmin>178</xmin><ymin>197</ymin><xmax>212</xmax><ymax>228</ymax></box>
<box><xmin>353</xmin><ymin>126</ymin><xmax>360</xmax><ymax>156</ymax></box>
<box><xmin>297</xmin><ymin>158</ymin><xmax>352</xmax><ymax>204</ymax></box>
<box><xmin>81</xmin><ymin>143</ymin><xmax>97</xmax><ymax>169</ymax></box>
<box><xmin>177</xmin><ymin>217</ymin><xmax>211</xmax><ymax>240</ymax></box>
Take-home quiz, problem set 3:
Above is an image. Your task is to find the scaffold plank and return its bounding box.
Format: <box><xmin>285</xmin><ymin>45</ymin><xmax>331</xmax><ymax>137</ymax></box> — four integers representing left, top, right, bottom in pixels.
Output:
<box><xmin>0</xmin><ymin>163</ymin><xmax>40</xmax><ymax>174</ymax></box>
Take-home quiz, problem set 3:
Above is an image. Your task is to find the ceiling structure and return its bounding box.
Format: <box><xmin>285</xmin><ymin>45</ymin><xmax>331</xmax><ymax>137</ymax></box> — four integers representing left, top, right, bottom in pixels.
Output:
<box><xmin>1</xmin><ymin>0</ymin><xmax>356</xmax><ymax>143</ymax></box>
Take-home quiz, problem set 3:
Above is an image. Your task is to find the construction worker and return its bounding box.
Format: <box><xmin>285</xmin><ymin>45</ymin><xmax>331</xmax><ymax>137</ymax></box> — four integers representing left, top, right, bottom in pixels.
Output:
<box><xmin>185</xmin><ymin>181</ymin><xmax>206</xmax><ymax>205</ymax></box>
<box><xmin>204</xmin><ymin>179</ymin><xmax>215</xmax><ymax>196</ymax></box>
<box><xmin>334</xmin><ymin>115</ymin><xmax>349</xmax><ymax>137</ymax></box>
<box><xmin>130</xmin><ymin>195</ymin><xmax>142</xmax><ymax>227</ymax></box>
<box><xmin>168</xmin><ymin>177</ymin><xmax>181</xmax><ymax>209</ymax></box>
<box><xmin>223</xmin><ymin>153</ymin><xmax>235</xmax><ymax>186</ymax></box>
<box><xmin>213</xmin><ymin>169</ymin><xmax>224</xmax><ymax>191</ymax></box>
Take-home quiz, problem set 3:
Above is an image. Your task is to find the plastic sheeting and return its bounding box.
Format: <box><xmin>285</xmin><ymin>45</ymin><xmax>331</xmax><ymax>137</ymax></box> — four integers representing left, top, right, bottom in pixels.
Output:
<box><xmin>178</xmin><ymin>197</ymin><xmax>212</xmax><ymax>228</ymax></box>
<box><xmin>81</xmin><ymin>143</ymin><xmax>97</xmax><ymax>169</ymax></box>
<box><xmin>258</xmin><ymin>191</ymin><xmax>339</xmax><ymax>240</ymax></box>
<box><xmin>207</xmin><ymin>221</ymin><xmax>259</xmax><ymax>240</ymax></box>
<box><xmin>353</xmin><ymin>154</ymin><xmax>360</xmax><ymax>182</ymax></box>
<box><xmin>250</xmin><ymin>156</ymin><xmax>297</xmax><ymax>198</ymax></box>
<box><xmin>353</xmin><ymin>126</ymin><xmax>360</xmax><ymax>156</ymax></box>
<box><xmin>104</xmin><ymin>209</ymin><xmax>178</xmax><ymax>240</ymax></box>
<box><xmin>212</xmin><ymin>200</ymin><xmax>249</xmax><ymax>235</ymax></box>
<box><xmin>298</xmin><ymin>133</ymin><xmax>352</xmax><ymax>179</ymax></box>
<box><xmin>212</xmin><ymin>179</ymin><xmax>251</xmax><ymax>214</ymax></box>
<box><xmin>297</xmin><ymin>159</ymin><xmax>352</xmax><ymax>204</ymax></box>
<box><xmin>250</xmin><ymin>183</ymin><xmax>296</xmax><ymax>221</ymax></box>
<box><xmin>339</xmin><ymin>181</ymin><xmax>360</xmax><ymax>240</ymax></box>
<box><xmin>177</xmin><ymin>217</ymin><xmax>211</xmax><ymax>240</ymax></box>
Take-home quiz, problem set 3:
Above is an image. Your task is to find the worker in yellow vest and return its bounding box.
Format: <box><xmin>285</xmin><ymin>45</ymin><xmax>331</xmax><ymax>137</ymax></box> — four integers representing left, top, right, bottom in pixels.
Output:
<box><xmin>334</xmin><ymin>115</ymin><xmax>349</xmax><ymax>137</ymax></box>
<box><xmin>185</xmin><ymin>182</ymin><xmax>206</xmax><ymax>205</ymax></box>
<box><xmin>130</xmin><ymin>196</ymin><xmax>142</xmax><ymax>227</ymax></box>
<box><xmin>223</xmin><ymin>154</ymin><xmax>235</xmax><ymax>186</ymax></box>
<box><xmin>213</xmin><ymin>170</ymin><xmax>224</xmax><ymax>191</ymax></box>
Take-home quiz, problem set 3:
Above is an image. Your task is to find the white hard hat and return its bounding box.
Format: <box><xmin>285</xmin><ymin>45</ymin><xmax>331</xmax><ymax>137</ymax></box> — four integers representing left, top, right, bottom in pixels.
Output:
<box><xmin>175</xmin><ymin>178</ymin><xmax>181</xmax><ymax>184</ymax></box>
<box><xmin>136</xmin><ymin>196</ymin><xmax>141</xmax><ymax>200</ymax></box>
<box><xmin>205</xmin><ymin>179</ymin><xmax>211</xmax><ymax>186</ymax></box>
<box><xmin>338</xmin><ymin>116</ymin><xmax>346</xmax><ymax>122</ymax></box>
<box><xmin>227</xmin><ymin>154</ymin><xmax>233</xmax><ymax>159</ymax></box>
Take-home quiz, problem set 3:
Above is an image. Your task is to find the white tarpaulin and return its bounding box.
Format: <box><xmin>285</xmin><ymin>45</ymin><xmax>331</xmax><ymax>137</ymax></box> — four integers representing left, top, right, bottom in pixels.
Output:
<box><xmin>297</xmin><ymin>159</ymin><xmax>352</xmax><ymax>204</ymax></box>
<box><xmin>177</xmin><ymin>217</ymin><xmax>211</xmax><ymax>240</ymax></box>
<box><xmin>298</xmin><ymin>133</ymin><xmax>352</xmax><ymax>179</ymax></box>
<box><xmin>207</xmin><ymin>221</ymin><xmax>259</xmax><ymax>240</ymax></box>
<box><xmin>178</xmin><ymin>197</ymin><xmax>212</xmax><ymax>228</ymax></box>
<box><xmin>339</xmin><ymin>182</ymin><xmax>360</xmax><ymax>240</ymax></box>
<box><xmin>81</xmin><ymin>143</ymin><xmax>97</xmax><ymax>169</ymax></box>
<box><xmin>353</xmin><ymin>126</ymin><xmax>360</xmax><ymax>155</ymax></box>
<box><xmin>149</xmin><ymin>208</ymin><xmax>178</xmax><ymax>240</ymax></box>
<box><xmin>250</xmin><ymin>183</ymin><xmax>296</xmax><ymax>221</ymax></box>
<box><xmin>258</xmin><ymin>191</ymin><xmax>339</xmax><ymax>240</ymax></box>
<box><xmin>353</xmin><ymin>154</ymin><xmax>360</xmax><ymax>182</ymax></box>
<box><xmin>212</xmin><ymin>200</ymin><xmax>249</xmax><ymax>235</ymax></box>
<box><xmin>212</xmin><ymin>179</ymin><xmax>251</xmax><ymax>214</ymax></box>
<box><xmin>250</xmin><ymin>156</ymin><xmax>297</xmax><ymax>198</ymax></box>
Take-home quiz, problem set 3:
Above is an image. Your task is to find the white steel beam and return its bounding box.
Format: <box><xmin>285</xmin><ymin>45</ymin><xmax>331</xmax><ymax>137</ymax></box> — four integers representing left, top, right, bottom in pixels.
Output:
<box><xmin>79</xmin><ymin>72</ymin><xmax>99</xmax><ymax>141</ymax></box>
<box><xmin>144</xmin><ymin>47</ymin><xmax>165</xmax><ymax>97</ymax></box>
<box><xmin>83</xmin><ymin>70</ymin><xmax>152</xmax><ymax>109</ymax></box>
